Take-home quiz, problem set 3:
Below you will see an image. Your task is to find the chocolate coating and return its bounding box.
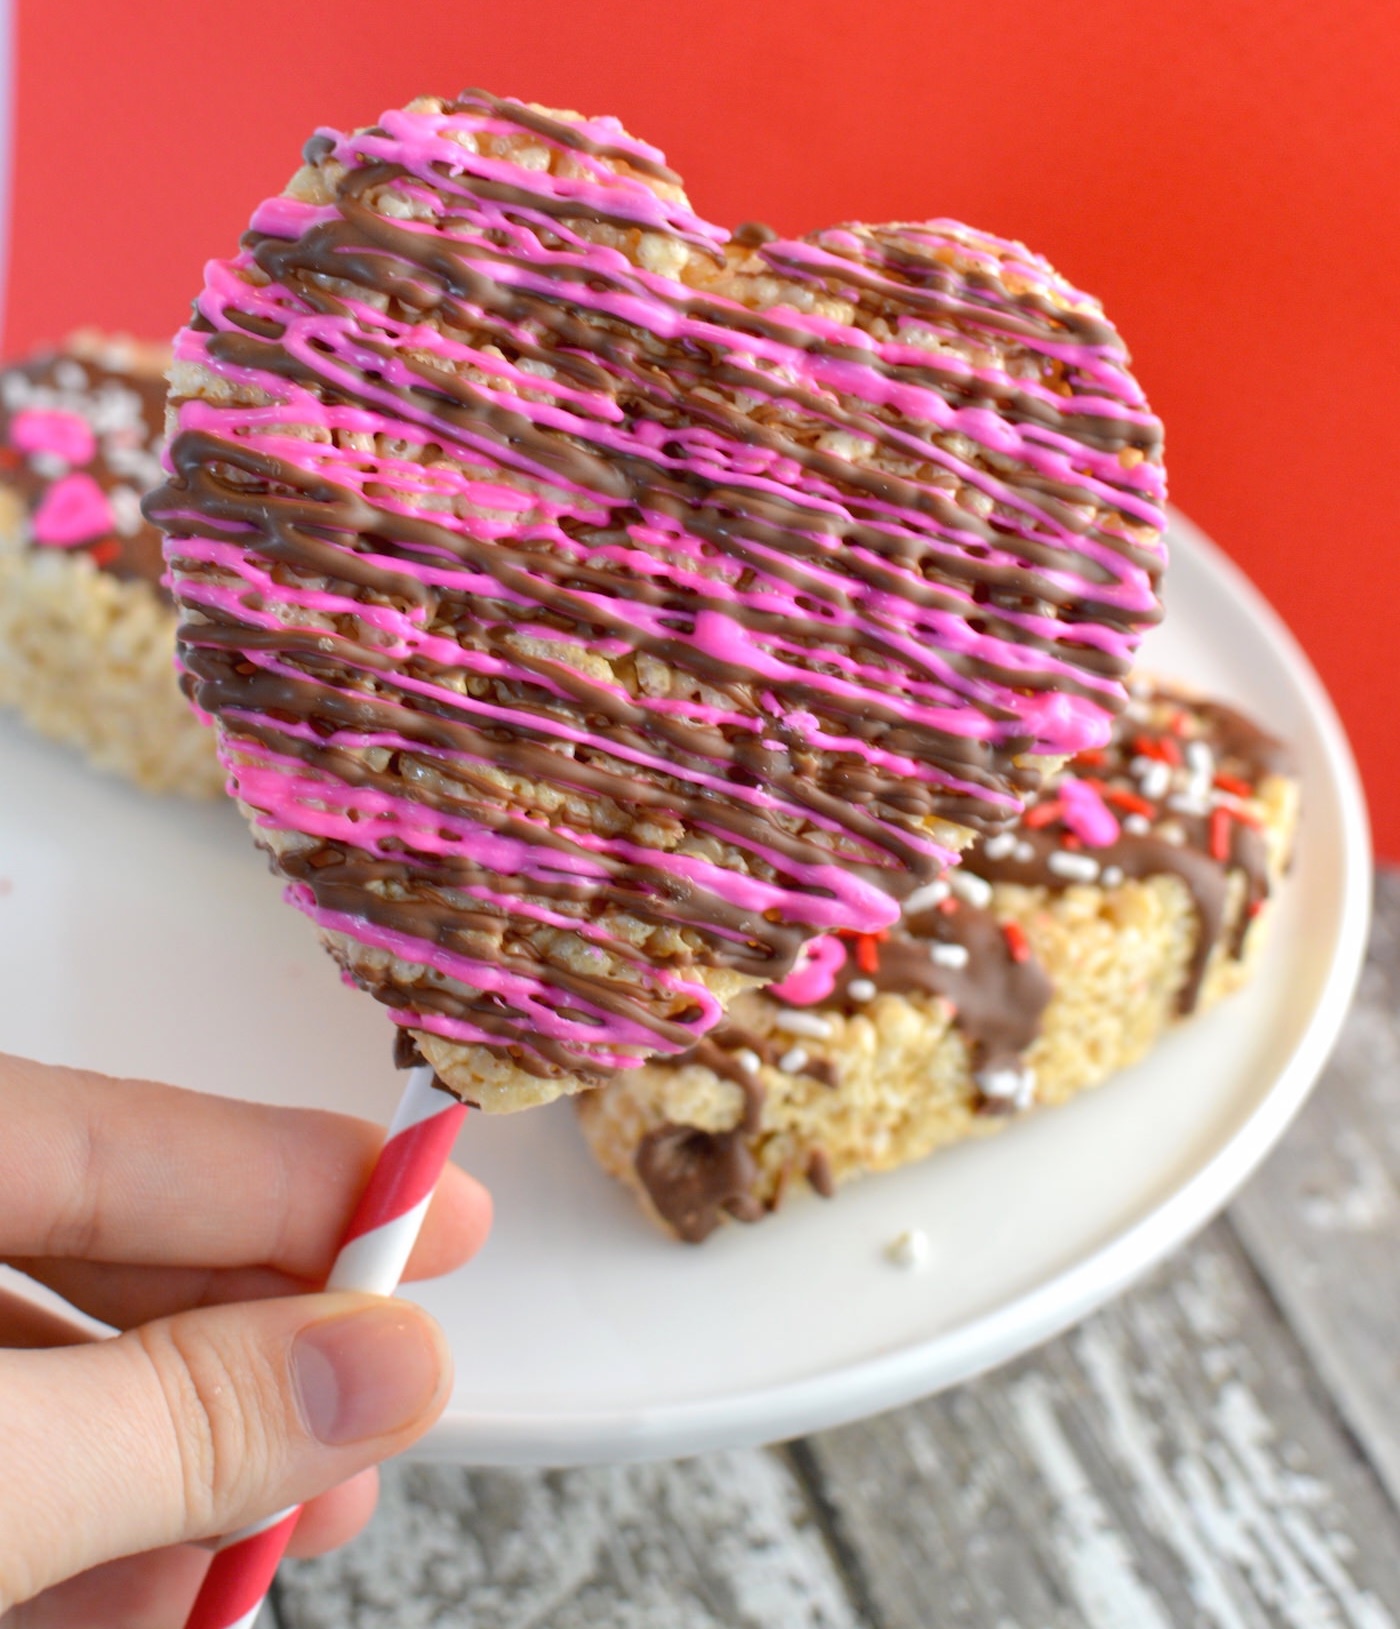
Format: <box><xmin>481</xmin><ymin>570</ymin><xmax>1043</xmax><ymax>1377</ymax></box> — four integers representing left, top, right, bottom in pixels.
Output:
<box><xmin>635</xmin><ymin>1124</ymin><xmax>764</xmax><ymax>1242</ymax></box>
<box><xmin>635</xmin><ymin>685</ymin><xmax>1295</xmax><ymax>1238</ymax></box>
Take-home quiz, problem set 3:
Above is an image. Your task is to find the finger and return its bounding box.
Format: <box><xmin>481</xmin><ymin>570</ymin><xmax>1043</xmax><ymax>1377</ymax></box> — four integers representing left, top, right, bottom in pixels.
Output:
<box><xmin>0</xmin><ymin>1291</ymin><xmax>451</xmax><ymax>1611</ymax></box>
<box><xmin>11</xmin><ymin>1182</ymin><xmax>476</xmax><ymax>1328</ymax></box>
<box><xmin>7</xmin><ymin>1475</ymin><xmax>380</xmax><ymax>1626</ymax></box>
<box><xmin>7</xmin><ymin>1260</ymin><xmax>300</xmax><ymax>1331</ymax></box>
<box><xmin>287</xmin><ymin>1467</ymin><xmax>380</xmax><ymax>1557</ymax></box>
<box><xmin>0</xmin><ymin>1052</ymin><xmax>490</xmax><ymax>1276</ymax></box>
<box><xmin>4</xmin><ymin>1544</ymin><xmax>210</xmax><ymax>1628</ymax></box>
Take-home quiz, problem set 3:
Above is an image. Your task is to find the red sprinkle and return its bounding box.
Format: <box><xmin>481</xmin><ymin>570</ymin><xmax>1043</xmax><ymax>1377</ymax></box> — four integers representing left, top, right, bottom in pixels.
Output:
<box><xmin>1001</xmin><ymin>920</ymin><xmax>1031</xmax><ymax>963</ymax></box>
<box><xmin>1133</xmin><ymin>734</ymin><xmax>1168</xmax><ymax>761</ymax></box>
<box><xmin>1214</xmin><ymin>772</ymin><xmax>1255</xmax><ymax>799</ymax></box>
<box><xmin>1023</xmin><ymin>800</ymin><xmax>1065</xmax><ymax>829</ymax></box>
<box><xmin>1209</xmin><ymin>806</ymin><xmax>1232</xmax><ymax>862</ymax></box>
<box><xmin>938</xmin><ymin>896</ymin><xmax>959</xmax><ymax>914</ymax></box>
<box><xmin>1158</xmin><ymin>734</ymin><xmax>1183</xmax><ymax>766</ymax></box>
<box><xmin>1062</xmin><ymin>832</ymin><xmax>1082</xmax><ymax>849</ymax></box>
<box><xmin>854</xmin><ymin>931</ymin><xmax>887</xmax><ymax>975</ymax></box>
<box><xmin>1076</xmin><ymin>749</ymin><xmax>1107</xmax><ymax>768</ymax></box>
<box><xmin>1105</xmin><ymin>786</ymin><xmax>1156</xmax><ymax>818</ymax></box>
<box><xmin>87</xmin><ymin>539</ymin><xmax>120</xmax><ymax>568</ymax></box>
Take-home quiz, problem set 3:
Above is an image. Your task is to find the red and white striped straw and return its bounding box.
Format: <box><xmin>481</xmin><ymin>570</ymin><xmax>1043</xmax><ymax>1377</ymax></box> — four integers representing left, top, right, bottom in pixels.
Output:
<box><xmin>184</xmin><ymin>1062</ymin><xmax>468</xmax><ymax>1629</ymax></box>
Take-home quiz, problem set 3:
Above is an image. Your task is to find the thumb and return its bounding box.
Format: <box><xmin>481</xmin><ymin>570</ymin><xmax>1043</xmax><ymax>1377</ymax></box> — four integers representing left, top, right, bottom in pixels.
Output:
<box><xmin>0</xmin><ymin>1291</ymin><xmax>451</xmax><ymax>1611</ymax></box>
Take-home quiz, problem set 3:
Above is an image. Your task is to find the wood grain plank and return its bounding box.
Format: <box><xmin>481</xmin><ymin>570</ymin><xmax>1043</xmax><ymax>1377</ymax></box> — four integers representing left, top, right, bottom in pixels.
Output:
<box><xmin>277</xmin><ymin>1450</ymin><xmax>869</xmax><ymax>1629</ymax></box>
<box><xmin>278</xmin><ymin>876</ymin><xmax>1400</xmax><ymax>1629</ymax></box>
<box><xmin>803</xmin><ymin>1224</ymin><xmax>1400</xmax><ymax>1629</ymax></box>
<box><xmin>1229</xmin><ymin>869</ymin><xmax>1400</xmax><ymax>1509</ymax></box>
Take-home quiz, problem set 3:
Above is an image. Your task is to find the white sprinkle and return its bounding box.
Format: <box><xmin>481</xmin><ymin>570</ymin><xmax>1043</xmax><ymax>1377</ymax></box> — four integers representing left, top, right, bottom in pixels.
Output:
<box><xmin>1134</xmin><ymin>758</ymin><xmax>1172</xmax><ymax>801</ymax></box>
<box><xmin>734</xmin><ymin>1048</ymin><xmax>762</xmax><ymax>1075</ymax></box>
<box><xmin>983</xmin><ymin>832</ymin><xmax>1017</xmax><ymax>860</ymax></box>
<box><xmin>1014</xmin><ymin>840</ymin><xmax>1037</xmax><ymax>864</ymax></box>
<box><xmin>54</xmin><ymin>358</ymin><xmax>87</xmax><ymax>391</ymax></box>
<box><xmin>976</xmin><ymin>1064</ymin><xmax>1037</xmax><ymax>1112</ymax></box>
<box><xmin>1157</xmin><ymin>821</ymin><xmax>1186</xmax><ymax>846</ymax></box>
<box><xmin>1182</xmin><ymin>743</ymin><xmax>1216</xmax><ymax>804</ymax></box>
<box><xmin>778</xmin><ymin>1046</ymin><xmax>809</xmax><ymax>1074</ymax></box>
<box><xmin>29</xmin><ymin>451</ymin><xmax>69</xmax><ymax>479</ymax></box>
<box><xmin>1046</xmin><ymin>850</ymin><xmax>1100</xmax><ymax>884</ymax></box>
<box><xmin>949</xmin><ymin>870</ymin><xmax>993</xmax><ymax>909</ymax></box>
<box><xmin>1101</xmin><ymin>865</ymin><xmax>1125</xmax><ymax>888</ymax></box>
<box><xmin>885</xmin><ymin>1227</ymin><xmax>931</xmax><ymax>1270</ymax></box>
<box><xmin>847</xmin><ymin>977</ymin><xmax>877</xmax><ymax>1003</ymax></box>
<box><xmin>902</xmin><ymin>878</ymin><xmax>950</xmax><ymax>916</ymax></box>
<box><xmin>107</xmin><ymin>484</ymin><xmax>144</xmax><ymax>537</ymax></box>
<box><xmin>773</xmin><ymin>1009</ymin><xmax>835</xmax><ymax>1040</ymax></box>
<box><xmin>930</xmin><ymin>941</ymin><xmax>970</xmax><ymax>969</ymax></box>
<box><xmin>1124</xmin><ymin>813</ymin><xmax>1152</xmax><ymax>836</ymax></box>
<box><xmin>1167</xmin><ymin>792</ymin><xmax>1210</xmax><ymax>818</ymax></box>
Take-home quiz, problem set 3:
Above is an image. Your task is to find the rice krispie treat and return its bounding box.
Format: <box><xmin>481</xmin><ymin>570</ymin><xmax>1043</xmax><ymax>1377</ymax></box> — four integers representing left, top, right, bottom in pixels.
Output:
<box><xmin>144</xmin><ymin>89</ymin><xmax>1167</xmax><ymax>1112</ymax></box>
<box><xmin>576</xmin><ymin>685</ymin><xmax>1298</xmax><ymax>1241</ymax></box>
<box><xmin>0</xmin><ymin>334</ymin><xmax>222</xmax><ymax>796</ymax></box>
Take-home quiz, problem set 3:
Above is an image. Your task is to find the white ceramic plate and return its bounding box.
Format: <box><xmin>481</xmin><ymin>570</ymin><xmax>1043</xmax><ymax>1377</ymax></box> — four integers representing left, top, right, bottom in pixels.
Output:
<box><xmin>0</xmin><ymin>511</ymin><xmax>1370</xmax><ymax>1465</ymax></box>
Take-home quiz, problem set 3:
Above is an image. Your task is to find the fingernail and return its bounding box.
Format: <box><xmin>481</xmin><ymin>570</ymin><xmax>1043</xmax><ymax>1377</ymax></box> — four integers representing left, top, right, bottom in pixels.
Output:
<box><xmin>291</xmin><ymin>1303</ymin><xmax>447</xmax><ymax>1446</ymax></box>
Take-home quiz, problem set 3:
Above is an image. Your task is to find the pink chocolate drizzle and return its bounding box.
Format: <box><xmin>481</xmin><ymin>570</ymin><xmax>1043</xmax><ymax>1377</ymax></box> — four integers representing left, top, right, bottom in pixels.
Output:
<box><xmin>146</xmin><ymin>89</ymin><xmax>1166</xmax><ymax>1085</ymax></box>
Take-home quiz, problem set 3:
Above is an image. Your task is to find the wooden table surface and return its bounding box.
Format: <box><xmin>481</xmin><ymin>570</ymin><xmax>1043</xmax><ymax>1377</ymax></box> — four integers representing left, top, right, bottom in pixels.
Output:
<box><xmin>266</xmin><ymin>872</ymin><xmax>1400</xmax><ymax>1629</ymax></box>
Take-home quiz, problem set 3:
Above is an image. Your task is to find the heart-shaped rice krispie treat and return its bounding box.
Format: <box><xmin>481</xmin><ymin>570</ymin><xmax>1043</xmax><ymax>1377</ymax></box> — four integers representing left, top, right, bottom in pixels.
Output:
<box><xmin>145</xmin><ymin>89</ymin><xmax>1166</xmax><ymax>1111</ymax></box>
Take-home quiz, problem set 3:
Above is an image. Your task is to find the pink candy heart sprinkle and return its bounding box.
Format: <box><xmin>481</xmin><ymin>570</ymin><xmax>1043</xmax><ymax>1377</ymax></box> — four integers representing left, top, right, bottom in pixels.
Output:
<box><xmin>11</xmin><ymin>407</ymin><xmax>95</xmax><ymax>467</ymax></box>
<box><xmin>1058</xmin><ymin>775</ymin><xmax>1122</xmax><ymax>848</ymax></box>
<box><xmin>31</xmin><ymin>472</ymin><xmax>113</xmax><ymax>547</ymax></box>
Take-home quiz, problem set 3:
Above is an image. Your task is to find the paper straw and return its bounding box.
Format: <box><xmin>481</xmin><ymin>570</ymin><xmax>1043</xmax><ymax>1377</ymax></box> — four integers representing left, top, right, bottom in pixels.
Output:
<box><xmin>184</xmin><ymin>1063</ymin><xmax>468</xmax><ymax>1629</ymax></box>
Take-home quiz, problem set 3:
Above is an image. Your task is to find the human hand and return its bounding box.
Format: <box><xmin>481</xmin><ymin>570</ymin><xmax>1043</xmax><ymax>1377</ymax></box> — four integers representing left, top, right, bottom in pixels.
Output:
<box><xmin>0</xmin><ymin>1053</ymin><xmax>491</xmax><ymax>1625</ymax></box>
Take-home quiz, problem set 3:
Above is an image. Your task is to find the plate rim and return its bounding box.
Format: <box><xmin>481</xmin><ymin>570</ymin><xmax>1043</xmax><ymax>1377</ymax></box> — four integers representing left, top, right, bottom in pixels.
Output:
<box><xmin>417</xmin><ymin>507</ymin><xmax>1374</xmax><ymax>1465</ymax></box>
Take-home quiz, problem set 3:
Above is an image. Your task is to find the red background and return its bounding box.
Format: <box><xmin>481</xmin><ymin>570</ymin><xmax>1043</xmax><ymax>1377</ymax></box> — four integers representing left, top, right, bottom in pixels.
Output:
<box><xmin>7</xmin><ymin>1</ymin><xmax>1397</xmax><ymax>852</ymax></box>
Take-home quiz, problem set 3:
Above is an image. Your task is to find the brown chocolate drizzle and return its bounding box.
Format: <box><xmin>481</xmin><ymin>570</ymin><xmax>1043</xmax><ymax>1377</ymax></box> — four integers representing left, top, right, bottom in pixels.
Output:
<box><xmin>457</xmin><ymin>88</ymin><xmax>686</xmax><ymax>188</ymax></box>
<box><xmin>966</xmin><ymin>687</ymin><xmax>1286</xmax><ymax>1011</ymax></box>
<box><xmin>732</xmin><ymin>221</ymin><xmax>778</xmax><ymax>247</ymax></box>
<box><xmin>657</xmin><ymin>894</ymin><xmax>1052</xmax><ymax>1127</ymax></box>
<box><xmin>146</xmin><ymin>91</ymin><xmax>1164</xmax><ymax>1074</ymax></box>
<box><xmin>393</xmin><ymin>1028</ymin><xmax>427</xmax><ymax>1069</ymax></box>
<box><xmin>687</xmin><ymin>1024</ymin><xmax>840</xmax><ymax>1130</ymax></box>
<box><xmin>633</xmin><ymin>685</ymin><xmax>1294</xmax><ymax>1239</ymax></box>
<box><xmin>806</xmin><ymin>1147</ymin><xmax>836</xmax><ymax>1199</ymax></box>
<box><xmin>635</xmin><ymin>1124</ymin><xmax>764</xmax><ymax>1242</ymax></box>
<box><xmin>1194</xmin><ymin>700</ymin><xmax>1297</xmax><ymax>780</ymax></box>
<box><xmin>831</xmin><ymin>908</ymin><xmax>1051</xmax><ymax>1072</ymax></box>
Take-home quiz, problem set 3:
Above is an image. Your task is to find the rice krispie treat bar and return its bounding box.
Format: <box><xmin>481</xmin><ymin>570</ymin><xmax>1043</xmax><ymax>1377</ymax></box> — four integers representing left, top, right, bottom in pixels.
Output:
<box><xmin>0</xmin><ymin>333</ymin><xmax>222</xmax><ymax>796</ymax></box>
<box><xmin>575</xmin><ymin>685</ymin><xmax>1298</xmax><ymax>1241</ymax></box>
<box><xmin>145</xmin><ymin>89</ymin><xmax>1166</xmax><ymax>1112</ymax></box>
